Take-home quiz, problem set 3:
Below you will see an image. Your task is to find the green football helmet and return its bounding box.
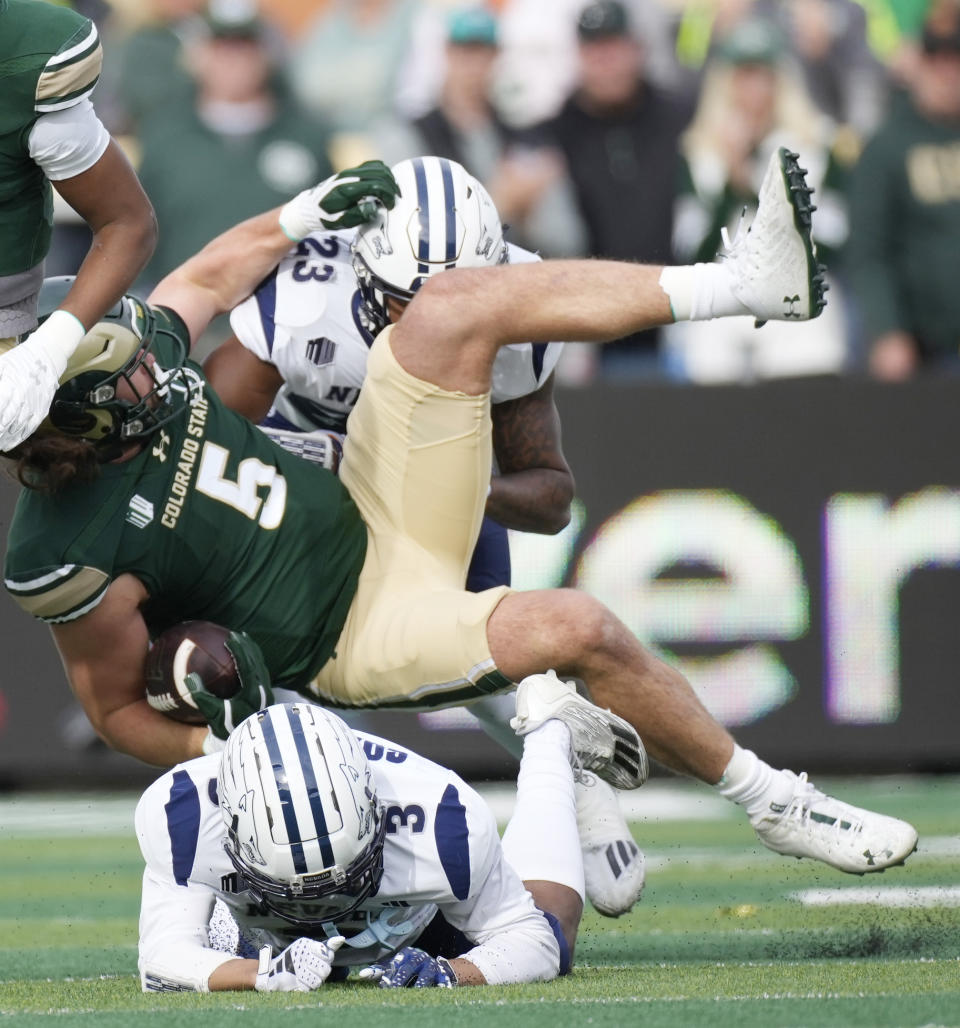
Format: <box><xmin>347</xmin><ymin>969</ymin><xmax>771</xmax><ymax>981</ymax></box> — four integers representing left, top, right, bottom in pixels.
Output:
<box><xmin>35</xmin><ymin>277</ymin><xmax>196</xmax><ymax>447</ymax></box>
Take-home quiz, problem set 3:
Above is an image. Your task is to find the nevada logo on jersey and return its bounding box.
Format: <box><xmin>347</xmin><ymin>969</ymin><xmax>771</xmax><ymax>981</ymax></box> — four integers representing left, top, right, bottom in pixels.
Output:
<box><xmin>305</xmin><ymin>337</ymin><xmax>336</xmax><ymax>367</ymax></box>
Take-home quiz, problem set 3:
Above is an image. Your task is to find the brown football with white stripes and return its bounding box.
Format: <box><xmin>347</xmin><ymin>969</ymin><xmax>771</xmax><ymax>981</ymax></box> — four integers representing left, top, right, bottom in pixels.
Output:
<box><xmin>144</xmin><ymin>621</ymin><xmax>240</xmax><ymax>724</ymax></box>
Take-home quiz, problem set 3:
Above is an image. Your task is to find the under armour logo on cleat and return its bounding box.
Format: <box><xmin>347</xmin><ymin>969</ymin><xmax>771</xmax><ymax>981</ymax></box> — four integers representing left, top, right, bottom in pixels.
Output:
<box><xmin>862</xmin><ymin>847</ymin><xmax>894</xmax><ymax>866</ymax></box>
<box><xmin>782</xmin><ymin>295</ymin><xmax>803</xmax><ymax>319</ymax></box>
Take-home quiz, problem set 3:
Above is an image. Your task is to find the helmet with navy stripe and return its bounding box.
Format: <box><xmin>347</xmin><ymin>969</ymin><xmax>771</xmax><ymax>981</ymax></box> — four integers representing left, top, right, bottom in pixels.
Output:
<box><xmin>352</xmin><ymin>156</ymin><xmax>508</xmax><ymax>332</ymax></box>
<box><xmin>218</xmin><ymin>703</ymin><xmax>386</xmax><ymax>926</ymax></box>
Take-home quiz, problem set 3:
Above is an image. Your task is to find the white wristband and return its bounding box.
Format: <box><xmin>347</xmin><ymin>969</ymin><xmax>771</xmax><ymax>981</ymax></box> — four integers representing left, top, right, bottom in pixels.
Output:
<box><xmin>23</xmin><ymin>309</ymin><xmax>86</xmax><ymax>377</ymax></box>
<box><xmin>278</xmin><ymin>190</ymin><xmax>314</xmax><ymax>242</ymax></box>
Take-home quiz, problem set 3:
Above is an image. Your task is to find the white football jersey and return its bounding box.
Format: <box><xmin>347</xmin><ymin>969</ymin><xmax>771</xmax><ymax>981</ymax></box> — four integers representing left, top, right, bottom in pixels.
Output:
<box><xmin>229</xmin><ymin>232</ymin><xmax>564</xmax><ymax>434</ymax></box>
<box><xmin>136</xmin><ymin>734</ymin><xmax>556</xmax><ymax>991</ymax></box>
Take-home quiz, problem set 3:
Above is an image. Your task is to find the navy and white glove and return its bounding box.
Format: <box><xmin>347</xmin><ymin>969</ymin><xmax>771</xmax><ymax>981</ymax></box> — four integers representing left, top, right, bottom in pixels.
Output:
<box><xmin>279</xmin><ymin>160</ymin><xmax>400</xmax><ymax>239</ymax></box>
<box><xmin>185</xmin><ymin>630</ymin><xmax>274</xmax><ymax>740</ymax></box>
<box><xmin>0</xmin><ymin>311</ymin><xmax>86</xmax><ymax>452</ymax></box>
<box><xmin>254</xmin><ymin>936</ymin><xmax>345</xmax><ymax>992</ymax></box>
<box><xmin>260</xmin><ymin>425</ymin><xmax>344</xmax><ymax>473</ymax></box>
<box><xmin>359</xmin><ymin>947</ymin><xmax>458</xmax><ymax>989</ymax></box>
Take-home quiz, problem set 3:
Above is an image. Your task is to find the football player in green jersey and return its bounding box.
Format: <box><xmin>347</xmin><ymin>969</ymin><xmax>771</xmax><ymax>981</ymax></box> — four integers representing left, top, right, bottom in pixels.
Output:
<box><xmin>0</xmin><ymin>0</ymin><xmax>157</xmax><ymax>453</ymax></box>
<box><xmin>2</xmin><ymin>150</ymin><xmax>922</xmax><ymax>877</ymax></box>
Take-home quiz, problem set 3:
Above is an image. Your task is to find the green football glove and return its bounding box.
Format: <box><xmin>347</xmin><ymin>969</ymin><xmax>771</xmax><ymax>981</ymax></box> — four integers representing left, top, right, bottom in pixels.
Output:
<box><xmin>184</xmin><ymin>630</ymin><xmax>274</xmax><ymax>739</ymax></box>
<box><xmin>279</xmin><ymin>160</ymin><xmax>401</xmax><ymax>239</ymax></box>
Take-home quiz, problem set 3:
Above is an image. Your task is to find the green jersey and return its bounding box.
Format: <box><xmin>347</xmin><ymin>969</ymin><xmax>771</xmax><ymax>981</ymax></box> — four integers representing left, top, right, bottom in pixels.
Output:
<box><xmin>3</xmin><ymin>308</ymin><xmax>367</xmax><ymax>692</ymax></box>
<box><xmin>0</xmin><ymin>0</ymin><xmax>102</xmax><ymax>279</ymax></box>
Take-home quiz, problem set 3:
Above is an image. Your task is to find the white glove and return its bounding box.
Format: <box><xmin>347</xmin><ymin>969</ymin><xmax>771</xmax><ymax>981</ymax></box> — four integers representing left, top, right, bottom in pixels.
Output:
<box><xmin>0</xmin><ymin>310</ymin><xmax>86</xmax><ymax>452</ymax></box>
<box><xmin>254</xmin><ymin>936</ymin><xmax>345</xmax><ymax>992</ymax></box>
<box><xmin>259</xmin><ymin>425</ymin><xmax>344</xmax><ymax>473</ymax></box>
<box><xmin>278</xmin><ymin>160</ymin><xmax>400</xmax><ymax>241</ymax></box>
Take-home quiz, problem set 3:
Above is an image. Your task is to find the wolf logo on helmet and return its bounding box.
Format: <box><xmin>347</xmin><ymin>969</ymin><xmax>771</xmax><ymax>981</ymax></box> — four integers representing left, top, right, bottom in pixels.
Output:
<box><xmin>335</xmin><ymin>748</ymin><xmax>378</xmax><ymax>844</ymax></box>
<box><xmin>352</xmin><ymin>157</ymin><xmax>508</xmax><ymax>333</ymax></box>
<box><xmin>19</xmin><ymin>276</ymin><xmax>197</xmax><ymax>449</ymax></box>
<box><xmin>218</xmin><ymin>704</ymin><xmax>387</xmax><ymax>927</ymax></box>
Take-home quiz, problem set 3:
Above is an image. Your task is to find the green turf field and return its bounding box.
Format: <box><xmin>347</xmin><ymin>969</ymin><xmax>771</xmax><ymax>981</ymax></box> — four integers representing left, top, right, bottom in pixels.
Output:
<box><xmin>1</xmin><ymin>775</ymin><xmax>958</xmax><ymax>1028</ymax></box>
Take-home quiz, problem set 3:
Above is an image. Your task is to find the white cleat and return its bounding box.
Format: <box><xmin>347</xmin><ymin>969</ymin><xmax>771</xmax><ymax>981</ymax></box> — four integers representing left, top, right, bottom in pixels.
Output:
<box><xmin>752</xmin><ymin>771</ymin><xmax>919</xmax><ymax>874</ymax></box>
<box><xmin>576</xmin><ymin>771</ymin><xmax>645</xmax><ymax>917</ymax></box>
<box><xmin>511</xmin><ymin>670</ymin><xmax>648</xmax><ymax>790</ymax></box>
<box><xmin>723</xmin><ymin>146</ymin><xmax>827</xmax><ymax>327</ymax></box>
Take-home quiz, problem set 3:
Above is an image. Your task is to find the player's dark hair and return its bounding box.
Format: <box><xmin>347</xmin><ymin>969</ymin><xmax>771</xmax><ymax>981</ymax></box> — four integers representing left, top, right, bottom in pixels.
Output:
<box><xmin>6</xmin><ymin>435</ymin><xmax>102</xmax><ymax>494</ymax></box>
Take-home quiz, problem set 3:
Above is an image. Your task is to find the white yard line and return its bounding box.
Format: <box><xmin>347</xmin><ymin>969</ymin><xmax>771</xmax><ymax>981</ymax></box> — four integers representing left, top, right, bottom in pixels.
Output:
<box><xmin>790</xmin><ymin>884</ymin><xmax>960</xmax><ymax>908</ymax></box>
<box><xmin>0</xmin><ymin>796</ymin><xmax>138</xmax><ymax>836</ymax></box>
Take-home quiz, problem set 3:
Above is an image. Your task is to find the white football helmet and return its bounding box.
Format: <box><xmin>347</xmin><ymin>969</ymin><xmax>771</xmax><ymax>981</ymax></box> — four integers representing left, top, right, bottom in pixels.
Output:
<box><xmin>352</xmin><ymin>156</ymin><xmax>508</xmax><ymax>331</ymax></box>
<box><xmin>218</xmin><ymin>703</ymin><xmax>386</xmax><ymax>926</ymax></box>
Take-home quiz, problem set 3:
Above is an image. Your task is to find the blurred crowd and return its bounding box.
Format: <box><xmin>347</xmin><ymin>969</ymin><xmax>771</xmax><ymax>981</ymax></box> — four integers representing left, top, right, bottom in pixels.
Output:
<box><xmin>54</xmin><ymin>0</ymin><xmax>960</xmax><ymax>384</ymax></box>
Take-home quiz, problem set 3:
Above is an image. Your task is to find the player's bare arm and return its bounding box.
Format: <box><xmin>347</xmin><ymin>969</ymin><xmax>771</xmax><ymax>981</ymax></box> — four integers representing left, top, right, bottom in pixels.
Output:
<box><xmin>148</xmin><ymin>207</ymin><xmax>292</xmax><ymax>345</ymax></box>
<box><xmin>489</xmin><ymin>373</ymin><xmax>574</xmax><ymax>534</ymax></box>
<box><xmin>51</xmin><ymin>140</ymin><xmax>157</xmax><ymax>331</ymax></box>
<box><xmin>0</xmin><ymin>140</ymin><xmax>158</xmax><ymax>454</ymax></box>
<box><xmin>149</xmin><ymin>161</ymin><xmax>400</xmax><ymax>345</ymax></box>
<box><xmin>202</xmin><ymin>336</ymin><xmax>284</xmax><ymax>421</ymax></box>
<box><xmin>50</xmin><ymin>575</ymin><xmax>207</xmax><ymax>766</ymax></box>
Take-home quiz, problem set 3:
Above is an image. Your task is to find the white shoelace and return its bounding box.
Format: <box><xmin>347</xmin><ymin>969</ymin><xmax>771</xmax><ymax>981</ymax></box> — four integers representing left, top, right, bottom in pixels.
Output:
<box><xmin>720</xmin><ymin>206</ymin><xmax>750</xmax><ymax>255</ymax></box>
<box><xmin>785</xmin><ymin>772</ymin><xmax>864</xmax><ymax>836</ymax></box>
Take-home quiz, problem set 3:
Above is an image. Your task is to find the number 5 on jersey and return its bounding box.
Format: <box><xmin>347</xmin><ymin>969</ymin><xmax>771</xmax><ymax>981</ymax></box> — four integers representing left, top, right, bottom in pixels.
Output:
<box><xmin>196</xmin><ymin>442</ymin><xmax>288</xmax><ymax>529</ymax></box>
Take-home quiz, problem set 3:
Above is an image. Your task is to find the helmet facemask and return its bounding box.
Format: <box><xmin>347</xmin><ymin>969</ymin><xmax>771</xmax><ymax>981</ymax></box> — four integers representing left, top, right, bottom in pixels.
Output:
<box><xmin>50</xmin><ymin>307</ymin><xmax>194</xmax><ymax>450</ymax></box>
<box><xmin>225</xmin><ymin>810</ymin><xmax>387</xmax><ymax>927</ymax></box>
<box><xmin>352</xmin><ymin>251</ymin><xmax>419</xmax><ymax>334</ymax></box>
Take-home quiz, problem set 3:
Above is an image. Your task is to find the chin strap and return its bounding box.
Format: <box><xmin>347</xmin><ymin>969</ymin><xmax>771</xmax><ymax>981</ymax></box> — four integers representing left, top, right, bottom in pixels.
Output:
<box><xmin>321</xmin><ymin>904</ymin><xmax>438</xmax><ymax>952</ymax></box>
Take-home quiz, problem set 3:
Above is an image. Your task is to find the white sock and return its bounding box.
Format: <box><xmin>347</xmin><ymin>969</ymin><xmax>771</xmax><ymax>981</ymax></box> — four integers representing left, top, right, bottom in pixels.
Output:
<box><xmin>713</xmin><ymin>745</ymin><xmax>795</xmax><ymax>825</ymax></box>
<box><xmin>501</xmin><ymin>720</ymin><xmax>585</xmax><ymax>899</ymax></box>
<box><xmin>658</xmin><ymin>264</ymin><xmax>750</xmax><ymax>322</ymax></box>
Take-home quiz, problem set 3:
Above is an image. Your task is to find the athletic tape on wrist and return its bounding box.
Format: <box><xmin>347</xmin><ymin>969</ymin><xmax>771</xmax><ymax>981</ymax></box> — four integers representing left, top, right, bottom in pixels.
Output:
<box><xmin>201</xmin><ymin>729</ymin><xmax>225</xmax><ymax>755</ymax></box>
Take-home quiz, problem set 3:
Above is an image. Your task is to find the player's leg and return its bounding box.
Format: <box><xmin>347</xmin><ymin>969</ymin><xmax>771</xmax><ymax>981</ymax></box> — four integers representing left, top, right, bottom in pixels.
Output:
<box><xmin>342</xmin><ymin>150</ymin><xmax>822</xmax><ymax>647</ymax></box>
<box><xmin>500</xmin><ymin>717</ymin><xmax>584</xmax><ymax>962</ymax></box>
<box><xmin>390</xmin><ymin>148</ymin><xmax>825</xmax><ymax>397</ymax></box>
<box><xmin>487</xmin><ymin>587</ymin><xmax>919</xmax><ymax>875</ymax></box>
<box><xmin>339</xmin><ymin>322</ymin><xmax>491</xmax><ymax>579</ymax></box>
<box><xmin>501</xmin><ymin>672</ymin><xmax>658</xmax><ymax>962</ymax></box>
<box><xmin>468</xmin><ymin>692</ymin><xmax>646</xmax><ymax>918</ymax></box>
<box><xmin>464</xmin><ymin>512</ymin><xmax>645</xmax><ymax>916</ymax></box>
<box><xmin>333</xmin><ymin>148</ymin><xmax>822</xmax><ymax>701</ymax></box>
<box><xmin>491</xmin><ymin>588</ymin><xmax>734</xmax><ymax>781</ymax></box>
<box><xmin>391</xmin><ymin>261</ymin><xmax>672</xmax><ymax>396</ymax></box>
<box><xmin>574</xmin><ymin>771</ymin><xmax>646</xmax><ymax>917</ymax></box>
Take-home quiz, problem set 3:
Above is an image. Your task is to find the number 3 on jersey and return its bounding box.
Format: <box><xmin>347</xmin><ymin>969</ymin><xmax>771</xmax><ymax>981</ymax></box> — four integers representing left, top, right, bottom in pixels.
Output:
<box><xmin>196</xmin><ymin>442</ymin><xmax>287</xmax><ymax>529</ymax></box>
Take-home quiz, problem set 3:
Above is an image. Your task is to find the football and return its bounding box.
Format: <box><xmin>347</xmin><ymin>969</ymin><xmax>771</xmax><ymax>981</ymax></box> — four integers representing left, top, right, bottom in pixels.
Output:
<box><xmin>144</xmin><ymin>621</ymin><xmax>241</xmax><ymax>724</ymax></box>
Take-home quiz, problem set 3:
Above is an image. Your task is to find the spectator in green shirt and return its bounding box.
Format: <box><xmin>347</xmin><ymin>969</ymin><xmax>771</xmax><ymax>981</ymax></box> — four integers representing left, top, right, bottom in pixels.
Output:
<box><xmin>847</xmin><ymin>0</ymin><xmax>960</xmax><ymax>379</ymax></box>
